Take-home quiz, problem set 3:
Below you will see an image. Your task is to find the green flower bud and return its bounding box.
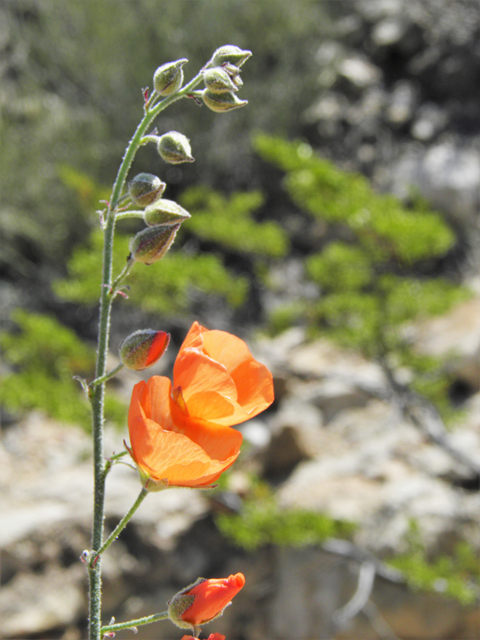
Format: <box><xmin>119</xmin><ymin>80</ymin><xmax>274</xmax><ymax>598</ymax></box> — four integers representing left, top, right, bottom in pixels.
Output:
<box><xmin>153</xmin><ymin>58</ymin><xmax>188</xmax><ymax>96</ymax></box>
<box><xmin>202</xmin><ymin>90</ymin><xmax>248</xmax><ymax>113</ymax></box>
<box><xmin>129</xmin><ymin>223</ymin><xmax>181</xmax><ymax>265</ymax></box>
<box><xmin>157</xmin><ymin>131</ymin><xmax>194</xmax><ymax>164</ymax></box>
<box><xmin>128</xmin><ymin>173</ymin><xmax>166</xmax><ymax>207</ymax></box>
<box><xmin>144</xmin><ymin>199</ymin><xmax>191</xmax><ymax>226</ymax></box>
<box><xmin>203</xmin><ymin>67</ymin><xmax>239</xmax><ymax>94</ymax></box>
<box><xmin>211</xmin><ymin>45</ymin><xmax>252</xmax><ymax>68</ymax></box>
<box><xmin>119</xmin><ymin>329</ymin><xmax>170</xmax><ymax>371</ymax></box>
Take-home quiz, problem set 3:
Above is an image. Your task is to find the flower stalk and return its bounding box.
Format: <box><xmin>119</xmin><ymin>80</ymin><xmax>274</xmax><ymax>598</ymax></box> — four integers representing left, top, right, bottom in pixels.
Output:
<box><xmin>90</xmin><ymin>488</ymin><xmax>148</xmax><ymax>567</ymax></box>
<box><xmin>101</xmin><ymin>611</ymin><xmax>169</xmax><ymax>635</ymax></box>
<box><xmin>85</xmin><ymin>47</ymin><xmax>254</xmax><ymax>640</ymax></box>
<box><xmin>87</xmin><ymin>68</ymin><xmax>206</xmax><ymax>640</ymax></box>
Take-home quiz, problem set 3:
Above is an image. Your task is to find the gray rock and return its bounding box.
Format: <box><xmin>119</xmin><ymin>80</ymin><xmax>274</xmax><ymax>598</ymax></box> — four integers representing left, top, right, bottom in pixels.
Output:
<box><xmin>391</xmin><ymin>142</ymin><xmax>480</xmax><ymax>225</ymax></box>
<box><xmin>337</xmin><ymin>56</ymin><xmax>383</xmax><ymax>89</ymax></box>
<box><xmin>0</xmin><ymin>566</ymin><xmax>84</xmax><ymax>638</ymax></box>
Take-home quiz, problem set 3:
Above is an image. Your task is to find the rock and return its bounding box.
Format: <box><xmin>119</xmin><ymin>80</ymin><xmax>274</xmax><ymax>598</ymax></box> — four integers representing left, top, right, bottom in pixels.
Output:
<box><xmin>411</xmin><ymin>102</ymin><xmax>448</xmax><ymax>140</ymax></box>
<box><xmin>411</xmin><ymin>296</ymin><xmax>480</xmax><ymax>391</ymax></box>
<box><xmin>391</xmin><ymin>142</ymin><xmax>480</xmax><ymax>226</ymax></box>
<box><xmin>337</xmin><ymin>56</ymin><xmax>383</xmax><ymax>89</ymax></box>
<box><xmin>276</xmin><ymin>399</ymin><xmax>480</xmax><ymax>554</ymax></box>
<box><xmin>262</xmin><ymin>399</ymin><xmax>324</xmax><ymax>478</ymax></box>
<box><xmin>287</xmin><ymin>337</ymin><xmax>387</xmax><ymax>395</ymax></box>
<box><xmin>294</xmin><ymin>378</ymin><xmax>373</xmax><ymax>423</ymax></box>
<box><xmin>0</xmin><ymin>565</ymin><xmax>85</xmax><ymax>639</ymax></box>
<box><xmin>386</xmin><ymin>80</ymin><xmax>418</xmax><ymax>125</ymax></box>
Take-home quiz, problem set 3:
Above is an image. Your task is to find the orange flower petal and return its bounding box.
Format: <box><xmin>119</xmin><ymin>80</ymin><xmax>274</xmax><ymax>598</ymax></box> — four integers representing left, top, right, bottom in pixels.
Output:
<box><xmin>174</xmin><ymin>348</ymin><xmax>237</xmax><ymax>420</ymax></box>
<box><xmin>128</xmin><ymin>378</ymin><xmax>242</xmax><ymax>487</ymax></box>
<box><xmin>180</xmin><ymin>573</ymin><xmax>245</xmax><ymax>626</ymax></box>
<box><xmin>173</xmin><ymin>322</ymin><xmax>274</xmax><ymax>426</ymax></box>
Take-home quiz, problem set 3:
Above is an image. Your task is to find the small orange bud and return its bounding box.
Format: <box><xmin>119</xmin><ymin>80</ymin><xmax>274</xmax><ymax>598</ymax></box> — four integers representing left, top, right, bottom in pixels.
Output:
<box><xmin>119</xmin><ymin>329</ymin><xmax>170</xmax><ymax>371</ymax></box>
<box><xmin>129</xmin><ymin>223</ymin><xmax>180</xmax><ymax>265</ymax></box>
<box><xmin>144</xmin><ymin>199</ymin><xmax>191</xmax><ymax>226</ymax></box>
<box><xmin>168</xmin><ymin>574</ymin><xmax>245</xmax><ymax>631</ymax></box>
<box><xmin>157</xmin><ymin>131</ymin><xmax>194</xmax><ymax>164</ymax></box>
<box><xmin>128</xmin><ymin>173</ymin><xmax>166</xmax><ymax>207</ymax></box>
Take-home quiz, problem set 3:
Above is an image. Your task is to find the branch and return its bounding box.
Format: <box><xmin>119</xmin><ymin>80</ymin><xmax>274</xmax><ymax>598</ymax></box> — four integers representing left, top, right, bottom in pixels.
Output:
<box><xmin>381</xmin><ymin>361</ymin><xmax>480</xmax><ymax>477</ymax></box>
<box><xmin>331</xmin><ymin>561</ymin><xmax>376</xmax><ymax>628</ymax></box>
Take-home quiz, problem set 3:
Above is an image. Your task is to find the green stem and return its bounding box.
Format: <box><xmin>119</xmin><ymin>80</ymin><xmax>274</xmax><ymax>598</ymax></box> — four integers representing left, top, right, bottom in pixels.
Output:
<box><xmin>102</xmin><ymin>450</ymin><xmax>129</xmax><ymax>481</ymax></box>
<box><xmin>90</xmin><ymin>364</ymin><xmax>124</xmax><ymax>388</ymax></box>
<box><xmin>101</xmin><ymin>611</ymin><xmax>169</xmax><ymax>635</ymax></box>
<box><xmin>112</xmin><ymin>257</ymin><xmax>136</xmax><ymax>292</ymax></box>
<box><xmin>115</xmin><ymin>210</ymin><xmax>145</xmax><ymax>221</ymax></box>
<box><xmin>108</xmin><ymin>70</ymin><xmax>205</xmax><ymax>209</ymax></box>
<box><xmin>92</xmin><ymin>488</ymin><xmax>148</xmax><ymax>564</ymax></box>
<box><xmin>89</xmin><ymin>205</ymin><xmax>116</xmax><ymax>640</ymax></box>
<box><xmin>88</xmin><ymin>69</ymin><xmax>205</xmax><ymax>640</ymax></box>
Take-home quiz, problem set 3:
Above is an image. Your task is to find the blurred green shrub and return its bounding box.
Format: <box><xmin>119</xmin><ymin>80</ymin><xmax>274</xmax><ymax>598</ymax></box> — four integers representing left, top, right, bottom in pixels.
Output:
<box><xmin>254</xmin><ymin>134</ymin><xmax>469</xmax><ymax>414</ymax></box>
<box><xmin>387</xmin><ymin>521</ymin><xmax>480</xmax><ymax>605</ymax></box>
<box><xmin>216</xmin><ymin>481</ymin><xmax>355</xmax><ymax>551</ymax></box>
<box><xmin>0</xmin><ymin>310</ymin><xmax>126</xmax><ymax>430</ymax></box>
<box><xmin>54</xmin><ymin>228</ymin><xmax>248</xmax><ymax>314</ymax></box>
<box><xmin>180</xmin><ymin>186</ymin><xmax>288</xmax><ymax>258</ymax></box>
<box><xmin>54</xmin><ymin>180</ymin><xmax>289</xmax><ymax>317</ymax></box>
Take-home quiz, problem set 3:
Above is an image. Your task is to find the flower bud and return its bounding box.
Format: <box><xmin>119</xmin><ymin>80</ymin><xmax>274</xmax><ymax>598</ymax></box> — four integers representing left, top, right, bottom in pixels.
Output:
<box><xmin>168</xmin><ymin>574</ymin><xmax>245</xmax><ymax>630</ymax></box>
<box><xmin>119</xmin><ymin>329</ymin><xmax>170</xmax><ymax>371</ymax></box>
<box><xmin>202</xmin><ymin>90</ymin><xmax>248</xmax><ymax>113</ymax></box>
<box><xmin>144</xmin><ymin>199</ymin><xmax>191</xmax><ymax>226</ymax></box>
<box><xmin>211</xmin><ymin>45</ymin><xmax>252</xmax><ymax>68</ymax></box>
<box><xmin>128</xmin><ymin>173</ymin><xmax>166</xmax><ymax>207</ymax></box>
<box><xmin>203</xmin><ymin>67</ymin><xmax>239</xmax><ymax>94</ymax></box>
<box><xmin>129</xmin><ymin>224</ymin><xmax>181</xmax><ymax>265</ymax></box>
<box><xmin>157</xmin><ymin>131</ymin><xmax>194</xmax><ymax>164</ymax></box>
<box><xmin>153</xmin><ymin>58</ymin><xmax>188</xmax><ymax>96</ymax></box>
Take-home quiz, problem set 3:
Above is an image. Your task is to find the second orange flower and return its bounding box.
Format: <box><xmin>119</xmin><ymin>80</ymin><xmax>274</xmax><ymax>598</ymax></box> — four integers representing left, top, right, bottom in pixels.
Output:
<box><xmin>128</xmin><ymin>322</ymin><xmax>274</xmax><ymax>489</ymax></box>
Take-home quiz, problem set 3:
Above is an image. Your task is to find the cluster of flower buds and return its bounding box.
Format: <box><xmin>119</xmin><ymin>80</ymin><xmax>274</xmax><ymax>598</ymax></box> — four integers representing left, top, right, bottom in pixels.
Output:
<box><xmin>126</xmin><ymin>150</ymin><xmax>192</xmax><ymax>265</ymax></box>
<box><xmin>201</xmin><ymin>45</ymin><xmax>251</xmax><ymax>113</ymax></box>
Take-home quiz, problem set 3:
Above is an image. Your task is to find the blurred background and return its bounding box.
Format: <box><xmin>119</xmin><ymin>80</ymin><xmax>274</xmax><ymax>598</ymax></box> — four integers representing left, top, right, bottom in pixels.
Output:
<box><xmin>1</xmin><ymin>0</ymin><xmax>480</xmax><ymax>638</ymax></box>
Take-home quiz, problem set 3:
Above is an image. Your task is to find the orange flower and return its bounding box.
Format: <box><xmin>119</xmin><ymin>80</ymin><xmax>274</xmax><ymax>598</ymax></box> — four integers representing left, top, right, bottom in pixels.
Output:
<box><xmin>128</xmin><ymin>322</ymin><xmax>274</xmax><ymax>488</ymax></box>
<box><xmin>169</xmin><ymin>574</ymin><xmax>245</xmax><ymax>630</ymax></box>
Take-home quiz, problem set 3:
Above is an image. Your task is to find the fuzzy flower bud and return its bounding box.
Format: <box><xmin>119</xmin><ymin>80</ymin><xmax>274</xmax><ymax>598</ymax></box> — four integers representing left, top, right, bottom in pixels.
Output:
<box><xmin>168</xmin><ymin>574</ymin><xmax>245</xmax><ymax>631</ymax></box>
<box><xmin>203</xmin><ymin>67</ymin><xmax>239</xmax><ymax>94</ymax></box>
<box><xmin>224</xmin><ymin>63</ymin><xmax>244</xmax><ymax>88</ymax></box>
<box><xmin>144</xmin><ymin>199</ymin><xmax>191</xmax><ymax>227</ymax></box>
<box><xmin>129</xmin><ymin>223</ymin><xmax>181</xmax><ymax>265</ymax></box>
<box><xmin>153</xmin><ymin>58</ymin><xmax>188</xmax><ymax>96</ymax></box>
<box><xmin>211</xmin><ymin>45</ymin><xmax>252</xmax><ymax>68</ymax></box>
<box><xmin>157</xmin><ymin>131</ymin><xmax>194</xmax><ymax>164</ymax></box>
<box><xmin>202</xmin><ymin>90</ymin><xmax>248</xmax><ymax>113</ymax></box>
<box><xmin>128</xmin><ymin>173</ymin><xmax>166</xmax><ymax>207</ymax></box>
<box><xmin>119</xmin><ymin>329</ymin><xmax>170</xmax><ymax>371</ymax></box>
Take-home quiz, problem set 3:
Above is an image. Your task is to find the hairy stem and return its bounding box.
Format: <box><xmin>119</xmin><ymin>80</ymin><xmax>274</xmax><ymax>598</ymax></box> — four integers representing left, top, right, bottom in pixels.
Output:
<box><xmin>92</xmin><ymin>488</ymin><xmax>148</xmax><ymax>563</ymax></box>
<box><xmin>88</xmin><ymin>71</ymin><xmax>205</xmax><ymax>640</ymax></box>
<box><xmin>101</xmin><ymin>611</ymin><xmax>169</xmax><ymax>635</ymax></box>
<box><xmin>90</xmin><ymin>363</ymin><xmax>124</xmax><ymax>388</ymax></box>
<box><xmin>88</xmin><ymin>206</ymin><xmax>116</xmax><ymax>640</ymax></box>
